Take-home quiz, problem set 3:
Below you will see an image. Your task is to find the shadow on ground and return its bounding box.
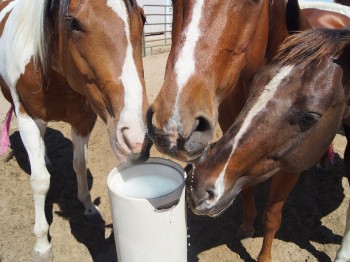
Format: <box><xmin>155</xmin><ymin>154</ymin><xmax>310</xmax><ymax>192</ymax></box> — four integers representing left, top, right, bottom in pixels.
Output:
<box><xmin>9</xmin><ymin>128</ymin><xmax>118</xmax><ymax>262</ymax></box>
<box><xmin>8</xmin><ymin>128</ymin><xmax>346</xmax><ymax>262</ymax></box>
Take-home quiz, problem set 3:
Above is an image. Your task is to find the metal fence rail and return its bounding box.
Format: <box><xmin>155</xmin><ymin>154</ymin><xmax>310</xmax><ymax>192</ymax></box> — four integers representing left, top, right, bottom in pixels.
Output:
<box><xmin>142</xmin><ymin>4</ymin><xmax>173</xmax><ymax>57</ymax></box>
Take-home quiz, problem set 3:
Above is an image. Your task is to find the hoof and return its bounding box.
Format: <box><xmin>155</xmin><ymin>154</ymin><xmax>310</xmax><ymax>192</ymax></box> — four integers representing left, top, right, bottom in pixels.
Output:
<box><xmin>235</xmin><ymin>225</ymin><xmax>255</xmax><ymax>239</ymax></box>
<box><xmin>33</xmin><ymin>247</ymin><xmax>53</xmax><ymax>262</ymax></box>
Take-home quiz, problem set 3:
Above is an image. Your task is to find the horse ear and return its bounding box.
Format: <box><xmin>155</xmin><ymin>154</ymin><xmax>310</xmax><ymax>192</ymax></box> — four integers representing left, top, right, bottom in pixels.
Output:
<box><xmin>285</xmin><ymin>0</ymin><xmax>311</xmax><ymax>34</ymax></box>
<box><xmin>265</xmin><ymin>0</ymin><xmax>310</xmax><ymax>61</ymax></box>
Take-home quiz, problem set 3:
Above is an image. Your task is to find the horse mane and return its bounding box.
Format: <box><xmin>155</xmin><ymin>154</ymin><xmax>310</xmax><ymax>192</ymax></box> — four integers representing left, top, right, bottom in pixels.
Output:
<box><xmin>273</xmin><ymin>27</ymin><xmax>350</xmax><ymax>66</ymax></box>
<box><xmin>4</xmin><ymin>0</ymin><xmax>46</xmax><ymax>72</ymax></box>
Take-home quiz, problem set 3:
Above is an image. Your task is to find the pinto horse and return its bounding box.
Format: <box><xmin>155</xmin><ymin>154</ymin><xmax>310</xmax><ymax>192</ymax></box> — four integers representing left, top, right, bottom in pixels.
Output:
<box><xmin>187</xmin><ymin>27</ymin><xmax>350</xmax><ymax>262</ymax></box>
<box><xmin>0</xmin><ymin>0</ymin><xmax>147</xmax><ymax>261</ymax></box>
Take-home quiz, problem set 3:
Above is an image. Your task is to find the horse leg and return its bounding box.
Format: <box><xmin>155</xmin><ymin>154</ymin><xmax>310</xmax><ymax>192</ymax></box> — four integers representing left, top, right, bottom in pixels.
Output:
<box><xmin>335</xmin><ymin>125</ymin><xmax>350</xmax><ymax>261</ymax></box>
<box><xmin>257</xmin><ymin>171</ymin><xmax>300</xmax><ymax>262</ymax></box>
<box><xmin>71</xmin><ymin>127</ymin><xmax>100</xmax><ymax>217</ymax></box>
<box><xmin>35</xmin><ymin>119</ymin><xmax>52</xmax><ymax>168</ymax></box>
<box><xmin>17</xmin><ymin>115</ymin><xmax>53</xmax><ymax>262</ymax></box>
<box><xmin>236</xmin><ymin>186</ymin><xmax>256</xmax><ymax>239</ymax></box>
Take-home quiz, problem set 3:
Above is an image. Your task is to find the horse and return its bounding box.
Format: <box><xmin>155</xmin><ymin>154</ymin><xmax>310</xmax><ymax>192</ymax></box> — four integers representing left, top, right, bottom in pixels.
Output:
<box><xmin>131</xmin><ymin>0</ymin><xmax>350</xmax><ymax>261</ymax></box>
<box><xmin>0</xmin><ymin>0</ymin><xmax>147</xmax><ymax>261</ymax></box>
<box><xmin>136</xmin><ymin>0</ymin><xmax>345</xmax><ymax>241</ymax></box>
<box><xmin>186</xmin><ymin>27</ymin><xmax>350</xmax><ymax>262</ymax></box>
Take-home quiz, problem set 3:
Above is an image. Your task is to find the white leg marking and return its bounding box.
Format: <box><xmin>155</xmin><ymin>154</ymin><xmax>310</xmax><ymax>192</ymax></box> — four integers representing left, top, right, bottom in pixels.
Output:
<box><xmin>71</xmin><ymin>128</ymin><xmax>99</xmax><ymax>216</ymax></box>
<box><xmin>35</xmin><ymin>119</ymin><xmax>51</xmax><ymax>167</ymax></box>
<box><xmin>18</xmin><ymin>114</ymin><xmax>51</xmax><ymax>255</ymax></box>
<box><xmin>211</xmin><ymin>66</ymin><xmax>294</xmax><ymax>205</ymax></box>
<box><xmin>166</xmin><ymin>0</ymin><xmax>205</xmax><ymax>135</ymax></box>
<box><xmin>107</xmin><ymin>1</ymin><xmax>145</xmax><ymax>149</ymax></box>
<box><xmin>335</xmin><ymin>202</ymin><xmax>350</xmax><ymax>262</ymax></box>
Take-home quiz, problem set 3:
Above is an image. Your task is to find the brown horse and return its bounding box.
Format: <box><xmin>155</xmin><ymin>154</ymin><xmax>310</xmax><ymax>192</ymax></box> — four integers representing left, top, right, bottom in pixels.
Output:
<box><xmin>145</xmin><ymin>0</ymin><xmax>310</xmax><ymax>162</ymax></box>
<box><xmin>135</xmin><ymin>0</ymin><xmax>310</xmax><ymax>254</ymax></box>
<box><xmin>133</xmin><ymin>0</ymin><xmax>350</xmax><ymax>261</ymax></box>
<box><xmin>186</xmin><ymin>27</ymin><xmax>350</xmax><ymax>262</ymax></box>
<box><xmin>0</xmin><ymin>0</ymin><xmax>147</xmax><ymax>261</ymax></box>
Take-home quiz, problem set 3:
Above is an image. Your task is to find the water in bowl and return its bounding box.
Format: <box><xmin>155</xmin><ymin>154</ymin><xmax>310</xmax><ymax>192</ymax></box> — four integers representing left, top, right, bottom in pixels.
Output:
<box><xmin>110</xmin><ymin>163</ymin><xmax>184</xmax><ymax>199</ymax></box>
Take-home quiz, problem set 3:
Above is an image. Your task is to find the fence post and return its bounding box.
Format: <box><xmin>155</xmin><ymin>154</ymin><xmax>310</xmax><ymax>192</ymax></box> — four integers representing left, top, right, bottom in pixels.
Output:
<box><xmin>142</xmin><ymin>4</ymin><xmax>172</xmax><ymax>57</ymax></box>
<box><xmin>142</xmin><ymin>29</ymin><xmax>146</xmax><ymax>57</ymax></box>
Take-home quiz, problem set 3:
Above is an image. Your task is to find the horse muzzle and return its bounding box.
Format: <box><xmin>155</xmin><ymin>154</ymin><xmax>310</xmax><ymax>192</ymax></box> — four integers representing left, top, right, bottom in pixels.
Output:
<box><xmin>147</xmin><ymin>108</ymin><xmax>215</xmax><ymax>162</ymax></box>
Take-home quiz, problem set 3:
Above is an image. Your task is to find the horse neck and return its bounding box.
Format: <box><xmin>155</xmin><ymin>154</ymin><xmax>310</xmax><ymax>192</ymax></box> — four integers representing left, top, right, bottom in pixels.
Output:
<box><xmin>266</xmin><ymin>1</ymin><xmax>289</xmax><ymax>61</ymax></box>
<box><xmin>266</xmin><ymin>0</ymin><xmax>311</xmax><ymax>61</ymax></box>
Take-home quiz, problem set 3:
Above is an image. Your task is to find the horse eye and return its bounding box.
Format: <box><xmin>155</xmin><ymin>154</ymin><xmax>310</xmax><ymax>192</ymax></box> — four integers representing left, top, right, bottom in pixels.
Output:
<box><xmin>66</xmin><ymin>16</ymin><xmax>83</xmax><ymax>32</ymax></box>
<box><xmin>298</xmin><ymin>112</ymin><xmax>320</xmax><ymax>131</ymax></box>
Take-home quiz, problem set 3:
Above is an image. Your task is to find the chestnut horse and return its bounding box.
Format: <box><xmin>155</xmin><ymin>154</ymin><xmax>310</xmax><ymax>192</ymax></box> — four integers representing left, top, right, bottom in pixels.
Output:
<box><xmin>132</xmin><ymin>2</ymin><xmax>312</xmax><ymax>260</ymax></box>
<box><xmin>133</xmin><ymin>0</ymin><xmax>350</xmax><ymax>261</ymax></box>
<box><xmin>187</xmin><ymin>27</ymin><xmax>350</xmax><ymax>262</ymax></box>
<box><xmin>146</xmin><ymin>0</ymin><xmax>310</xmax><ymax>161</ymax></box>
<box><xmin>0</xmin><ymin>0</ymin><xmax>147</xmax><ymax>261</ymax></box>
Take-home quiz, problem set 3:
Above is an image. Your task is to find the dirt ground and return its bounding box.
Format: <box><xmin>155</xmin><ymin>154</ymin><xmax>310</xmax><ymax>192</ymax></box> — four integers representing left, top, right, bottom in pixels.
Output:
<box><xmin>0</xmin><ymin>52</ymin><xmax>349</xmax><ymax>262</ymax></box>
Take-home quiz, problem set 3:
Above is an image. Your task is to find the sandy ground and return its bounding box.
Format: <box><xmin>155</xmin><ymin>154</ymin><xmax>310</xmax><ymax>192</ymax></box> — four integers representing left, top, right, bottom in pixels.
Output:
<box><xmin>0</xmin><ymin>52</ymin><xmax>349</xmax><ymax>262</ymax></box>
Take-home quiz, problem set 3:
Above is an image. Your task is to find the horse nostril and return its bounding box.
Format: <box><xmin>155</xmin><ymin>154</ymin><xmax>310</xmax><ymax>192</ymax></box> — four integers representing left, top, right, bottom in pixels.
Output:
<box><xmin>206</xmin><ymin>187</ymin><xmax>217</xmax><ymax>202</ymax></box>
<box><xmin>183</xmin><ymin>115</ymin><xmax>214</xmax><ymax>156</ymax></box>
<box><xmin>121</xmin><ymin>128</ymin><xmax>143</xmax><ymax>154</ymax></box>
<box><xmin>194</xmin><ymin>116</ymin><xmax>212</xmax><ymax>133</ymax></box>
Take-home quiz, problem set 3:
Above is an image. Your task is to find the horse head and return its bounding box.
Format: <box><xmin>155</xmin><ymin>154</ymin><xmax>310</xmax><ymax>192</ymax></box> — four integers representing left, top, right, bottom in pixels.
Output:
<box><xmin>145</xmin><ymin>0</ymin><xmax>309</xmax><ymax>163</ymax></box>
<box><xmin>46</xmin><ymin>0</ymin><xmax>148</xmax><ymax>161</ymax></box>
<box><xmin>187</xmin><ymin>27</ymin><xmax>350</xmax><ymax>216</ymax></box>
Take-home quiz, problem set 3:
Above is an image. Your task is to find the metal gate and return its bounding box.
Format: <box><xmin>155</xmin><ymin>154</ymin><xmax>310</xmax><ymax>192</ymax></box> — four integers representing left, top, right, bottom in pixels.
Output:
<box><xmin>142</xmin><ymin>4</ymin><xmax>173</xmax><ymax>57</ymax></box>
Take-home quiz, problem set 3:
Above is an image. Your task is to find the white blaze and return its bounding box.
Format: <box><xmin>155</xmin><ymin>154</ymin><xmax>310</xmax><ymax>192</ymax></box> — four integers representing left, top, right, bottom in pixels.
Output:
<box><xmin>107</xmin><ymin>0</ymin><xmax>145</xmax><ymax>143</ymax></box>
<box><xmin>166</xmin><ymin>0</ymin><xmax>204</xmax><ymax>136</ymax></box>
<box><xmin>212</xmin><ymin>65</ymin><xmax>294</xmax><ymax>205</ymax></box>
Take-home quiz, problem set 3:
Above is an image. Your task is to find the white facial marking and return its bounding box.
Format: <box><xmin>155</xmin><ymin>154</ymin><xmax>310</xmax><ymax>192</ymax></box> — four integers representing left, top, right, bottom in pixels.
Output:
<box><xmin>209</xmin><ymin>65</ymin><xmax>294</xmax><ymax>206</ymax></box>
<box><xmin>166</xmin><ymin>0</ymin><xmax>204</xmax><ymax>138</ymax></box>
<box><xmin>107</xmin><ymin>0</ymin><xmax>145</xmax><ymax>145</ymax></box>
